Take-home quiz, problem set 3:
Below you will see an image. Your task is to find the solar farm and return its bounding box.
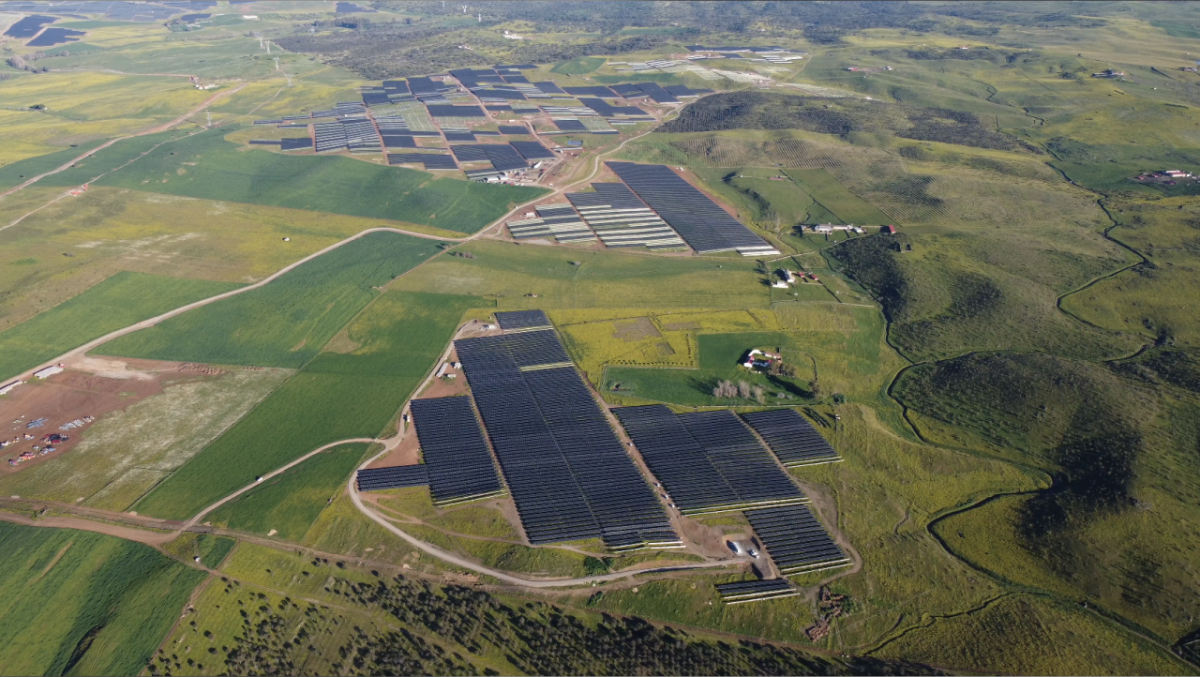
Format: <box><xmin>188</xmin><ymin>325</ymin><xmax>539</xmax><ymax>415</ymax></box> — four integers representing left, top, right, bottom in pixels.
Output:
<box><xmin>353</xmin><ymin>308</ymin><xmax>849</xmax><ymax>598</ymax></box>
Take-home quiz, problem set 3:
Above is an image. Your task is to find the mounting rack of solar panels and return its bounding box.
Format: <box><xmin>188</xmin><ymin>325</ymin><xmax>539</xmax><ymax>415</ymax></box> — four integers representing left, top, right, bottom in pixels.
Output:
<box><xmin>453</xmin><ymin>310</ymin><xmax>680</xmax><ymax>550</ymax></box>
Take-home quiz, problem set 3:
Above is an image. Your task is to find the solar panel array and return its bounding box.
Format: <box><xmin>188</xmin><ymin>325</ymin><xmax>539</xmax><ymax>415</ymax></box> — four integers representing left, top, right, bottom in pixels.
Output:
<box><xmin>443</xmin><ymin>131</ymin><xmax>477</xmax><ymax>142</ymax></box>
<box><xmin>509</xmin><ymin>141</ymin><xmax>554</xmax><ymax>161</ymax></box>
<box><xmin>494</xmin><ymin>309</ymin><xmax>553</xmax><ymax>332</ymax></box>
<box><xmin>714</xmin><ymin>579</ymin><xmax>800</xmax><ymax>604</ymax></box>
<box><xmin>564</xmin><ymin>86</ymin><xmax>619</xmax><ymax>98</ymax></box>
<box><xmin>613</xmin><ymin>406</ymin><xmax>806</xmax><ymax>515</ymax></box>
<box><xmin>507</xmin><ymin>204</ymin><xmax>596</xmax><ymax>245</ymax></box>
<box><xmin>451</xmin><ymin>144</ymin><xmax>529</xmax><ymax>172</ymax></box>
<box><xmin>744</xmin><ymin>505</ymin><xmax>851</xmax><ymax>575</ymax></box>
<box><xmin>280</xmin><ymin>138</ymin><xmax>312</xmax><ymax>152</ymax></box>
<box><xmin>427</xmin><ymin>104</ymin><xmax>486</xmax><ymax>118</ymax></box>
<box><xmin>356</xmin><ymin>464</ymin><xmax>429</xmax><ymax>491</ymax></box>
<box><xmin>456</xmin><ymin>322</ymin><xmax>677</xmax><ymax>549</ymax></box>
<box><xmin>566</xmin><ymin>184</ymin><xmax>686</xmax><ymax>249</ymax></box>
<box><xmin>605</xmin><ymin>162</ymin><xmax>779</xmax><ymax>256</ymax></box>
<box><xmin>740</xmin><ymin>409</ymin><xmax>841</xmax><ymax>467</ymax></box>
<box><xmin>387</xmin><ymin>153</ymin><xmax>457</xmax><ymax>170</ymax></box>
<box><xmin>409</xmin><ymin>396</ymin><xmax>504</xmax><ymax>505</ymax></box>
<box><xmin>497</xmin><ymin>125</ymin><xmax>530</xmax><ymax>135</ymax></box>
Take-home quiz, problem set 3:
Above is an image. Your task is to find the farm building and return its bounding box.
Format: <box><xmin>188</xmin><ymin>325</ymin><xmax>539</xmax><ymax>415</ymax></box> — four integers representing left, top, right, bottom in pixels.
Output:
<box><xmin>741</xmin><ymin>349</ymin><xmax>781</xmax><ymax>370</ymax></box>
<box><xmin>0</xmin><ymin>380</ymin><xmax>23</xmax><ymax>396</ymax></box>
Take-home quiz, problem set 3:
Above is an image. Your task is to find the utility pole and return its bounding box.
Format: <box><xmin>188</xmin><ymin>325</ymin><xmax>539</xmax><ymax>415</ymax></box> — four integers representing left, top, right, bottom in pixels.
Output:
<box><xmin>206</xmin><ymin>111</ymin><xmax>212</xmax><ymax>127</ymax></box>
<box><xmin>274</xmin><ymin>56</ymin><xmax>280</xmax><ymax>71</ymax></box>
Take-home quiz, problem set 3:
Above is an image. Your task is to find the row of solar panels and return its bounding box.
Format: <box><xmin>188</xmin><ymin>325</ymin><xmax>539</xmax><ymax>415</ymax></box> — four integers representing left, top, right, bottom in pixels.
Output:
<box><xmin>614</xmin><ymin>406</ymin><xmax>807</xmax><ymax>515</ymax></box>
<box><xmin>606</xmin><ymin>162</ymin><xmax>779</xmax><ymax>256</ymax></box>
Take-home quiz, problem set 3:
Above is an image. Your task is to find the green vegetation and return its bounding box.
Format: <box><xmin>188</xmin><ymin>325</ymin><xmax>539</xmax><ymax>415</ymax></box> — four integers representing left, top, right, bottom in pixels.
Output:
<box><xmin>164</xmin><ymin>533</ymin><xmax>237</xmax><ymax>569</ymax></box>
<box><xmin>101</xmin><ymin>232</ymin><xmax>442</xmax><ymax>368</ymax></box>
<box><xmin>132</xmin><ymin>291</ymin><xmax>487</xmax><ymax>521</ymax></box>
<box><xmin>0</xmin><ymin>522</ymin><xmax>204</xmax><ymax>676</ymax></box>
<box><xmin>82</xmin><ymin>129</ymin><xmax>546</xmax><ymax>233</ymax></box>
<box><xmin>550</xmin><ymin>56</ymin><xmax>607</xmax><ymax>74</ymax></box>
<box><xmin>208</xmin><ymin>443</ymin><xmax>370</xmax><ymax>541</ymax></box>
<box><xmin>391</xmin><ymin>240</ymin><xmax>769</xmax><ymax>310</ymax></box>
<box><xmin>0</xmin><ymin>139</ymin><xmax>107</xmax><ymax>188</ymax></box>
<box><xmin>897</xmin><ymin>353</ymin><xmax>1200</xmax><ymax>643</ymax></box>
<box><xmin>0</xmin><ymin>271</ymin><xmax>240</xmax><ymax>382</ymax></box>
<box><xmin>158</xmin><ymin>541</ymin><xmax>932</xmax><ymax>676</ymax></box>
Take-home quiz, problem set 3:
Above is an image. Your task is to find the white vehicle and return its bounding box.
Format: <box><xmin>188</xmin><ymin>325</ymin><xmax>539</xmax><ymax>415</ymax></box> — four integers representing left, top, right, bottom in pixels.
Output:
<box><xmin>727</xmin><ymin>540</ymin><xmax>743</xmax><ymax>555</ymax></box>
<box><xmin>748</xmin><ymin>548</ymin><xmax>760</xmax><ymax>559</ymax></box>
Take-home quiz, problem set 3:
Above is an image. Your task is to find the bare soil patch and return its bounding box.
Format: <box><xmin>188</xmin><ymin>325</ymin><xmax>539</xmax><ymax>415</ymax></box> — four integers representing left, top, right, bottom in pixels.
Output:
<box><xmin>1</xmin><ymin>359</ymin><xmax>220</xmax><ymax>474</ymax></box>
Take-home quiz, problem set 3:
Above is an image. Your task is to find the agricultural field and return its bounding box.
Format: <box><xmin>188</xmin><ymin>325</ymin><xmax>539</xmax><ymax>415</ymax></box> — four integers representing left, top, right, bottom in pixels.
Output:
<box><xmin>130</xmin><ymin>291</ymin><xmax>487</xmax><ymax>521</ymax></box>
<box><xmin>207</xmin><ymin>442</ymin><xmax>371</xmax><ymax>542</ymax></box>
<box><xmin>77</xmin><ymin>129</ymin><xmax>546</xmax><ymax>233</ymax></box>
<box><xmin>0</xmin><ymin>522</ymin><xmax>205</xmax><ymax>676</ymax></box>
<box><xmin>390</xmin><ymin>240</ymin><xmax>770</xmax><ymax>310</ymax></box>
<box><xmin>0</xmin><ymin>271</ymin><xmax>240</xmax><ymax>382</ymax></box>
<box><xmin>100</xmin><ymin>232</ymin><xmax>443</xmax><ymax>368</ymax></box>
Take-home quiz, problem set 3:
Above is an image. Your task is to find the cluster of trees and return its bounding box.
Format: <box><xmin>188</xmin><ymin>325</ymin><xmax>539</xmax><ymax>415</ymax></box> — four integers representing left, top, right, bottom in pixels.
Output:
<box><xmin>661</xmin><ymin>92</ymin><xmax>1038</xmax><ymax>155</ymax></box>
<box><xmin>827</xmin><ymin>232</ymin><xmax>912</xmax><ymax>324</ymax></box>
<box><xmin>5</xmin><ymin>50</ymin><xmax>65</xmax><ymax>73</ymax></box>
<box><xmin>276</xmin><ymin>19</ymin><xmax>669</xmax><ymax>79</ymax></box>
<box><xmin>712</xmin><ymin>379</ymin><xmax>765</xmax><ymax>402</ymax></box>
<box><xmin>660</xmin><ymin>92</ymin><xmax>864</xmax><ymax>136</ymax></box>
<box><xmin>152</xmin><ymin>569</ymin><xmax>938</xmax><ymax>675</ymax></box>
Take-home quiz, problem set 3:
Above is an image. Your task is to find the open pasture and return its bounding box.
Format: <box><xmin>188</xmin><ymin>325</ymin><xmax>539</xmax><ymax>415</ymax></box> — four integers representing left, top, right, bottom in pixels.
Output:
<box><xmin>0</xmin><ymin>188</ymin><xmax>462</xmax><ymax>331</ymax></box>
<box><xmin>566</xmin><ymin>304</ymin><xmax>904</xmax><ymax>410</ymax></box>
<box><xmin>89</xmin><ymin>129</ymin><xmax>546</xmax><ymax>233</ymax></box>
<box><xmin>131</xmin><ymin>291</ymin><xmax>486</xmax><ymax>521</ymax></box>
<box><xmin>0</xmin><ymin>271</ymin><xmax>239</xmax><ymax>382</ymax></box>
<box><xmin>390</xmin><ymin>240</ymin><xmax>769</xmax><ymax>310</ymax></box>
<box><xmin>100</xmin><ymin>232</ymin><xmax>442</xmax><ymax>368</ymax></box>
<box><xmin>207</xmin><ymin>442</ymin><xmax>370</xmax><ymax>542</ymax></box>
<box><xmin>0</xmin><ymin>522</ymin><xmax>205</xmax><ymax>677</ymax></box>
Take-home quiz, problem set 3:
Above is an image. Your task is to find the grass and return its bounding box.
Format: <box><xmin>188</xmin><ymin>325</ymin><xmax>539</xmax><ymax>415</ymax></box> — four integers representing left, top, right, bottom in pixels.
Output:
<box><xmin>80</xmin><ymin>128</ymin><xmax>546</xmax><ymax>233</ymax></box>
<box><xmin>0</xmin><ymin>187</ymin><xmax>455</xmax><ymax>332</ymax></box>
<box><xmin>556</xmin><ymin>305</ymin><xmax>906</xmax><ymax>413</ymax></box>
<box><xmin>0</xmin><ymin>138</ymin><xmax>107</xmax><ymax>187</ymax></box>
<box><xmin>896</xmin><ymin>352</ymin><xmax>1200</xmax><ymax>643</ymax></box>
<box><xmin>131</xmin><ymin>291</ymin><xmax>488</xmax><ymax>521</ymax></box>
<box><xmin>207</xmin><ymin>442</ymin><xmax>371</xmax><ymax>541</ymax></box>
<box><xmin>390</xmin><ymin>240</ymin><xmax>770</xmax><ymax>310</ymax></box>
<box><xmin>694</xmin><ymin>167</ymin><xmax>892</xmax><ymax>230</ymax></box>
<box><xmin>1060</xmin><ymin>196</ymin><xmax>1200</xmax><ymax>347</ymax></box>
<box><xmin>550</xmin><ymin>56</ymin><xmax>606</xmax><ymax>75</ymax></box>
<box><xmin>0</xmin><ymin>521</ymin><xmax>205</xmax><ymax>676</ymax></box>
<box><xmin>0</xmin><ymin>367</ymin><xmax>290</xmax><ymax>510</ymax></box>
<box><xmin>871</xmin><ymin>594</ymin><xmax>1192</xmax><ymax>675</ymax></box>
<box><xmin>0</xmin><ymin>271</ymin><xmax>240</xmax><ymax>382</ymax></box>
<box><xmin>100</xmin><ymin>232</ymin><xmax>441</xmax><ymax>368</ymax></box>
<box><xmin>163</xmin><ymin>532</ymin><xmax>237</xmax><ymax>569</ymax></box>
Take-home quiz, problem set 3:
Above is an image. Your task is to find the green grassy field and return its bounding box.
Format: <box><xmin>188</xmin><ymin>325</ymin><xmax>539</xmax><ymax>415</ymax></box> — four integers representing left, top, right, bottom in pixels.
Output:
<box><xmin>0</xmin><ymin>271</ymin><xmax>240</xmax><ymax>382</ymax></box>
<box><xmin>71</xmin><ymin>129</ymin><xmax>546</xmax><ymax>233</ymax></box>
<box><xmin>163</xmin><ymin>532</ymin><xmax>237</xmax><ymax>569</ymax></box>
<box><xmin>390</xmin><ymin>240</ymin><xmax>770</xmax><ymax>310</ymax></box>
<box><xmin>100</xmin><ymin>232</ymin><xmax>440</xmax><ymax>368</ymax></box>
<box><xmin>0</xmin><ymin>522</ymin><xmax>205</xmax><ymax>676</ymax></box>
<box><xmin>131</xmin><ymin>291</ymin><xmax>487</xmax><ymax>521</ymax></box>
<box><xmin>0</xmin><ymin>139</ymin><xmax>107</xmax><ymax>187</ymax></box>
<box><xmin>207</xmin><ymin>443</ymin><xmax>370</xmax><ymax>541</ymax></box>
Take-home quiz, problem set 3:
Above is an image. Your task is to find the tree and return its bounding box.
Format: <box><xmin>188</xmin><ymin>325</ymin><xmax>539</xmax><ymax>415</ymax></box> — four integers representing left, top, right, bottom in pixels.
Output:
<box><xmin>712</xmin><ymin>380</ymin><xmax>737</xmax><ymax>398</ymax></box>
<box><xmin>752</xmin><ymin>385</ymin><xmax>765</xmax><ymax>404</ymax></box>
<box><xmin>737</xmin><ymin>381</ymin><xmax>751</xmax><ymax>399</ymax></box>
<box><xmin>809</xmin><ymin>378</ymin><xmax>822</xmax><ymax>400</ymax></box>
